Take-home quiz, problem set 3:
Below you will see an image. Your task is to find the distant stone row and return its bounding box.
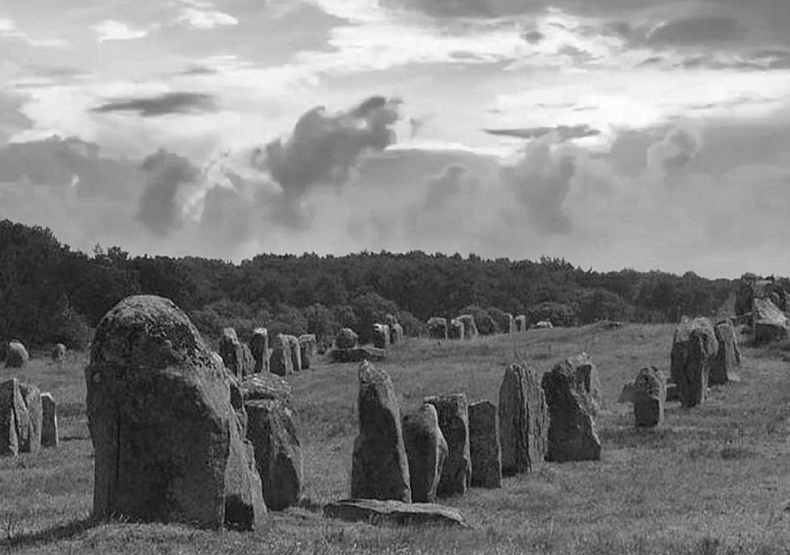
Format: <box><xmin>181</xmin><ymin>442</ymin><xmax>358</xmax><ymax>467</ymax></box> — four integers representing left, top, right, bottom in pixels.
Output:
<box><xmin>0</xmin><ymin>378</ymin><xmax>58</xmax><ymax>455</ymax></box>
<box><xmin>426</xmin><ymin>314</ymin><xmax>551</xmax><ymax>340</ymax></box>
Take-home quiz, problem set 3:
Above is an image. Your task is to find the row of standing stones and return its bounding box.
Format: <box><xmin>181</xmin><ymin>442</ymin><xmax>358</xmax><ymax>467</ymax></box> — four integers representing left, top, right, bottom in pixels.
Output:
<box><xmin>425</xmin><ymin>314</ymin><xmax>553</xmax><ymax>341</ymax></box>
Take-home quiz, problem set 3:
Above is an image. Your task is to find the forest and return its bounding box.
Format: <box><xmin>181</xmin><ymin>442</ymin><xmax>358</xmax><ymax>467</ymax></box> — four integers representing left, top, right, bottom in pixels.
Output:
<box><xmin>0</xmin><ymin>218</ymin><xmax>762</xmax><ymax>352</ymax></box>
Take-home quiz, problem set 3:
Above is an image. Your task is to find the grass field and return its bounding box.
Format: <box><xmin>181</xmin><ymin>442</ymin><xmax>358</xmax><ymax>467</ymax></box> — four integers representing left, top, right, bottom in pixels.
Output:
<box><xmin>3</xmin><ymin>323</ymin><xmax>790</xmax><ymax>554</ymax></box>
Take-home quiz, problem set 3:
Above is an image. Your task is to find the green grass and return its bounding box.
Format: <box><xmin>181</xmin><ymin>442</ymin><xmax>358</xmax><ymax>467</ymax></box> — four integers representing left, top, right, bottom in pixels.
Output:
<box><xmin>4</xmin><ymin>323</ymin><xmax>790</xmax><ymax>554</ymax></box>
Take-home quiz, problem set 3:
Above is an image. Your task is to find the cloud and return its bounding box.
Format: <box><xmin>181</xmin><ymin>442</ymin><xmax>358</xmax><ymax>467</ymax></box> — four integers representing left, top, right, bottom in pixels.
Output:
<box><xmin>91</xmin><ymin>20</ymin><xmax>151</xmax><ymax>42</ymax></box>
<box><xmin>176</xmin><ymin>1</ymin><xmax>239</xmax><ymax>29</ymax></box>
<box><xmin>92</xmin><ymin>92</ymin><xmax>216</xmax><ymax>117</ymax></box>
<box><xmin>137</xmin><ymin>149</ymin><xmax>201</xmax><ymax>236</ymax></box>
<box><xmin>0</xmin><ymin>17</ymin><xmax>69</xmax><ymax>48</ymax></box>
<box><xmin>646</xmin><ymin>127</ymin><xmax>702</xmax><ymax>188</ymax></box>
<box><xmin>647</xmin><ymin>16</ymin><xmax>742</xmax><ymax>46</ymax></box>
<box><xmin>485</xmin><ymin>125</ymin><xmax>600</xmax><ymax>141</ymax></box>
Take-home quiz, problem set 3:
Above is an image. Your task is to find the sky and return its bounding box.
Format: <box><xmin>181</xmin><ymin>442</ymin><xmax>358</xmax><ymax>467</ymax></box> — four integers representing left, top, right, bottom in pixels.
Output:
<box><xmin>1</xmin><ymin>0</ymin><xmax>789</xmax><ymax>278</ymax></box>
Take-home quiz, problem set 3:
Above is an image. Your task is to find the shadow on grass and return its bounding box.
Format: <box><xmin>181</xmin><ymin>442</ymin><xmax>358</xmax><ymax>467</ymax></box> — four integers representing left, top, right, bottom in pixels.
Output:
<box><xmin>1</xmin><ymin>515</ymin><xmax>97</xmax><ymax>549</ymax></box>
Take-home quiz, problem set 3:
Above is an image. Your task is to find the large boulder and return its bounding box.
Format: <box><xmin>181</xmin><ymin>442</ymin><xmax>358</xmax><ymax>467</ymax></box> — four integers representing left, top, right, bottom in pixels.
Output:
<box><xmin>269</xmin><ymin>334</ymin><xmax>294</xmax><ymax>377</ymax></box>
<box><xmin>468</xmin><ymin>401</ymin><xmax>502</xmax><ymax>488</ymax></box>
<box><xmin>239</xmin><ymin>373</ymin><xmax>293</xmax><ymax>407</ymax></box>
<box><xmin>515</xmin><ymin>315</ymin><xmax>526</xmax><ymax>332</ymax></box>
<box><xmin>6</xmin><ymin>341</ymin><xmax>28</xmax><ymax>368</ymax></box>
<box><xmin>542</xmin><ymin>357</ymin><xmax>601</xmax><ymax>462</ymax></box>
<box><xmin>41</xmin><ymin>392</ymin><xmax>58</xmax><ymax>448</ymax></box>
<box><xmin>246</xmin><ymin>399</ymin><xmax>302</xmax><ymax>511</ymax></box>
<box><xmin>498</xmin><ymin>363</ymin><xmax>548</xmax><ymax>475</ymax></box>
<box><xmin>455</xmin><ymin>315</ymin><xmax>478</xmax><ymax>340</ymax></box>
<box><xmin>351</xmin><ymin>361</ymin><xmax>411</xmax><ymax>502</ymax></box>
<box><xmin>424</xmin><ymin>394</ymin><xmax>471</xmax><ymax>497</ymax></box>
<box><xmin>324</xmin><ymin>499</ymin><xmax>469</xmax><ymax>528</ymax></box>
<box><xmin>249</xmin><ymin>328</ymin><xmax>269</xmax><ymax>374</ymax></box>
<box><xmin>219</xmin><ymin>328</ymin><xmax>255</xmax><ymax>380</ymax></box>
<box><xmin>85</xmin><ymin>295</ymin><xmax>266</xmax><ymax>530</ymax></box>
<box><xmin>51</xmin><ymin>343</ymin><xmax>66</xmax><ymax>366</ymax></box>
<box><xmin>670</xmin><ymin>317</ymin><xmax>718</xmax><ymax>408</ymax></box>
<box><xmin>335</xmin><ymin>328</ymin><xmax>359</xmax><ymax>350</ymax></box>
<box><xmin>427</xmin><ymin>318</ymin><xmax>448</xmax><ymax>340</ymax></box>
<box><xmin>284</xmin><ymin>335</ymin><xmax>302</xmax><ymax>372</ymax></box>
<box><xmin>298</xmin><ymin>334</ymin><xmax>317</xmax><ymax>369</ymax></box>
<box><xmin>372</xmin><ymin>324</ymin><xmax>391</xmax><ymax>350</ymax></box>
<box><xmin>560</xmin><ymin>353</ymin><xmax>602</xmax><ymax>416</ymax></box>
<box><xmin>633</xmin><ymin>367</ymin><xmax>666</xmax><ymax>428</ymax></box>
<box><xmin>18</xmin><ymin>383</ymin><xmax>42</xmax><ymax>454</ymax></box>
<box><xmin>753</xmin><ymin>297</ymin><xmax>788</xmax><ymax>345</ymax></box>
<box><xmin>402</xmin><ymin>403</ymin><xmax>447</xmax><ymax>503</ymax></box>
<box><xmin>711</xmin><ymin>320</ymin><xmax>742</xmax><ymax>385</ymax></box>
<box><xmin>0</xmin><ymin>378</ymin><xmax>26</xmax><ymax>456</ymax></box>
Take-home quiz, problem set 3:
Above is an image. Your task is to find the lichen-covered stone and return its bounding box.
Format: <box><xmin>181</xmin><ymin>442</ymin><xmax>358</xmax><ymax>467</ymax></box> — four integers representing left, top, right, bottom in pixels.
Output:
<box><xmin>711</xmin><ymin>320</ymin><xmax>742</xmax><ymax>385</ymax></box>
<box><xmin>468</xmin><ymin>401</ymin><xmax>502</xmax><ymax>488</ymax></box>
<box><xmin>269</xmin><ymin>334</ymin><xmax>294</xmax><ymax>377</ymax></box>
<box><xmin>633</xmin><ymin>367</ymin><xmax>666</xmax><ymax>428</ymax></box>
<box><xmin>402</xmin><ymin>403</ymin><xmax>447</xmax><ymax>503</ymax></box>
<box><xmin>0</xmin><ymin>378</ymin><xmax>25</xmax><ymax>456</ymax></box>
<box><xmin>219</xmin><ymin>328</ymin><xmax>254</xmax><ymax>380</ymax></box>
<box><xmin>424</xmin><ymin>394</ymin><xmax>471</xmax><ymax>497</ymax></box>
<box><xmin>239</xmin><ymin>373</ymin><xmax>293</xmax><ymax>406</ymax></box>
<box><xmin>670</xmin><ymin>317</ymin><xmax>718</xmax><ymax>408</ymax></box>
<box><xmin>41</xmin><ymin>392</ymin><xmax>58</xmax><ymax>448</ymax></box>
<box><xmin>18</xmin><ymin>383</ymin><xmax>41</xmax><ymax>454</ymax></box>
<box><xmin>498</xmin><ymin>363</ymin><xmax>548</xmax><ymax>475</ymax></box>
<box><xmin>249</xmin><ymin>328</ymin><xmax>269</xmax><ymax>374</ymax></box>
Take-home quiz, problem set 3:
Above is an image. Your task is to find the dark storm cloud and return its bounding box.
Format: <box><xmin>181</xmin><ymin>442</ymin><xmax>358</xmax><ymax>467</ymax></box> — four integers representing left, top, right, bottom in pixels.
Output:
<box><xmin>137</xmin><ymin>149</ymin><xmax>201</xmax><ymax>236</ymax></box>
<box><xmin>259</xmin><ymin>95</ymin><xmax>401</xmax><ymax>201</ymax></box>
<box><xmin>485</xmin><ymin>125</ymin><xmax>600</xmax><ymax>141</ymax></box>
<box><xmin>92</xmin><ymin>92</ymin><xmax>216</xmax><ymax>117</ymax></box>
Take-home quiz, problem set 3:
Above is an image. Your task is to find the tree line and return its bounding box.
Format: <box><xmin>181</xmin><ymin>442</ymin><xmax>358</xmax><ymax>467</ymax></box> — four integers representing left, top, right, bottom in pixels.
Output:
<box><xmin>0</xmin><ymin>219</ymin><xmax>747</xmax><ymax>352</ymax></box>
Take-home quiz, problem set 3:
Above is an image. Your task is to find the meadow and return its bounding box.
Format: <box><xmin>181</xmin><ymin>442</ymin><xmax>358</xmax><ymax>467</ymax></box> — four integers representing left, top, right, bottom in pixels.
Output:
<box><xmin>2</xmin><ymin>322</ymin><xmax>790</xmax><ymax>554</ymax></box>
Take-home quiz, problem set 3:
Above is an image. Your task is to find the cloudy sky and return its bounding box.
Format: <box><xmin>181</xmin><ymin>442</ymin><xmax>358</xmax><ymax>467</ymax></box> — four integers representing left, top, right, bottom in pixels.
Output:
<box><xmin>1</xmin><ymin>0</ymin><xmax>789</xmax><ymax>277</ymax></box>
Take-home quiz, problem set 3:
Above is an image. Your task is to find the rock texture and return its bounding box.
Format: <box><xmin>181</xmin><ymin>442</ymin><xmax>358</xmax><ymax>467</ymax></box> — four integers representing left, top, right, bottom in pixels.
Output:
<box><xmin>427</xmin><ymin>317</ymin><xmax>448</xmax><ymax>340</ymax></box>
<box><xmin>239</xmin><ymin>373</ymin><xmax>293</xmax><ymax>406</ymax></box>
<box><xmin>498</xmin><ymin>363</ymin><xmax>548</xmax><ymax>475</ymax></box>
<box><xmin>219</xmin><ymin>328</ymin><xmax>254</xmax><ymax>379</ymax></box>
<box><xmin>711</xmin><ymin>320</ymin><xmax>742</xmax><ymax>385</ymax></box>
<box><xmin>670</xmin><ymin>317</ymin><xmax>718</xmax><ymax>408</ymax></box>
<box><xmin>562</xmin><ymin>353</ymin><xmax>602</xmax><ymax>416</ymax></box>
<box><xmin>351</xmin><ymin>361</ymin><xmax>411</xmax><ymax>502</ymax></box>
<box><xmin>19</xmin><ymin>383</ymin><xmax>41</xmax><ymax>454</ymax></box>
<box><xmin>249</xmin><ymin>328</ymin><xmax>269</xmax><ymax>374</ymax></box>
<box><xmin>285</xmin><ymin>335</ymin><xmax>302</xmax><ymax>372</ymax></box>
<box><xmin>269</xmin><ymin>334</ymin><xmax>294</xmax><ymax>376</ymax></box>
<box><xmin>424</xmin><ymin>394</ymin><xmax>471</xmax><ymax>497</ymax></box>
<box><xmin>85</xmin><ymin>294</ymin><xmax>266</xmax><ymax>530</ymax></box>
<box><xmin>633</xmin><ymin>367</ymin><xmax>666</xmax><ymax>428</ymax></box>
<box><xmin>6</xmin><ymin>341</ymin><xmax>28</xmax><ymax>368</ymax></box>
<box><xmin>456</xmin><ymin>315</ymin><xmax>478</xmax><ymax>340</ymax></box>
<box><xmin>41</xmin><ymin>392</ymin><xmax>58</xmax><ymax>448</ymax></box>
<box><xmin>402</xmin><ymin>403</ymin><xmax>447</xmax><ymax>503</ymax></box>
<box><xmin>372</xmin><ymin>324</ymin><xmax>391</xmax><ymax>350</ymax></box>
<box><xmin>246</xmin><ymin>399</ymin><xmax>302</xmax><ymax>510</ymax></box>
<box><xmin>468</xmin><ymin>401</ymin><xmax>502</xmax><ymax>488</ymax></box>
<box><xmin>753</xmin><ymin>297</ymin><xmax>789</xmax><ymax>345</ymax></box>
<box><xmin>324</xmin><ymin>499</ymin><xmax>469</xmax><ymax>528</ymax></box>
<box><xmin>298</xmin><ymin>334</ymin><xmax>317</xmax><ymax>369</ymax></box>
<box><xmin>0</xmin><ymin>378</ymin><xmax>26</xmax><ymax>456</ymax></box>
<box><xmin>542</xmin><ymin>357</ymin><xmax>601</xmax><ymax>462</ymax></box>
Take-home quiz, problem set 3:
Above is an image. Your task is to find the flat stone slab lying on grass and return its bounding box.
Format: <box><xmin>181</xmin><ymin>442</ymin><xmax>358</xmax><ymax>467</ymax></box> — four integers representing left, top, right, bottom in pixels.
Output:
<box><xmin>323</xmin><ymin>499</ymin><xmax>469</xmax><ymax>528</ymax></box>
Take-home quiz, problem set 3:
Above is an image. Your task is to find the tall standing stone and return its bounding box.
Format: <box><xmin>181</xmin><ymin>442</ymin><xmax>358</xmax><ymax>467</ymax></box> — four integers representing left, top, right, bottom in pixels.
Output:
<box><xmin>285</xmin><ymin>335</ymin><xmax>302</xmax><ymax>372</ymax></box>
<box><xmin>633</xmin><ymin>367</ymin><xmax>666</xmax><ymax>428</ymax></box>
<box><xmin>351</xmin><ymin>361</ymin><xmax>411</xmax><ymax>502</ymax></box>
<box><xmin>246</xmin><ymin>399</ymin><xmax>302</xmax><ymax>511</ymax></box>
<box><xmin>424</xmin><ymin>394</ymin><xmax>471</xmax><ymax>497</ymax></box>
<box><xmin>670</xmin><ymin>317</ymin><xmax>718</xmax><ymax>408</ymax></box>
<box><xmin>249</xmin><ymin>328</ymin><xmax>269</xmax><ymax>374</ymax></box>
<box><xmin>19</xmin><ymin>383</ymin><xmax>42</xmax><ymax>454</ymax></box>
<box><xmin>219</xmin><ymin>328</ymin><xmax>254</xmax><ymax>380</ymax></box>
<box><xmin>515</xmin><ymin>315</ymin><xmax>526</xmax><ymax>332</ymax></box>
<box><xmin>456</xmin><ymin>315</ymin><xmax>478</xmax><ymax>340</ymax></box>
<box><xmin>498</xmin><ymin>363</ymin><xmax>548</xmax><ymax>475</ymax></box>
<box><xmin>711</xmin><ymin>320</ymin><xmax>742</xmax><ymax>385</ymax></box>
<box><xmin>468</xmin><ymin>401</ymin><xmax>502</xmax><ymax>488</ymax></box>
<box><xmin>298</xmin><ymin>334</ymin><xmax>317</xmax><ymax>370</ymax></box>
<box><xmin>561</xmin><ymin>353</ymin><xmax>602</xmax><ymax>417</ymax></box>
<box><xmin>505</xmin><ymin>313</ymin><xmax>516</xmax><ymax>334</ymax></box>
<box><xmin>41</xmin><ymin>392</ymin><xmax>58</xmax><ymax>448</ymax></box>
<box><xmin>85</xmin><ymin>295</ymin><xmax>266</xmax><ymax>530</ymax></box>
<box><xmin>402</xmin><ymin>403</ymin><xmax>447</xmax><ymax>503</ymax></box>
<box><xmin>0</xmin><ymin>378</ymin><xmax>26</xmax><ymax>456</ymax></box>
<box><xmin>269</xmin><ymin>334</ymin><xmax>294</xmax><ymax>377</ymax></box>
<box><xmin>542</xmin><ymin>357</ymin><xmax>601</xmax><ymax>462</ymax></box>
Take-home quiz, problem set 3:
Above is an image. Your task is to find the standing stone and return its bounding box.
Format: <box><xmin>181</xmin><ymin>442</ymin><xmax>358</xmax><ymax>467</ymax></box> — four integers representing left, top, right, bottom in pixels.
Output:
<box><xmin>249</xmin><ymin>328</ymin><xmax>269</xmax><ymax>374</ymax></box>
<box><xmin>456</xmin><ymin>315</ymin><xmax>478</xmax><ymax>340</ymax></box>
<box><xmin>0</xmin><ymin>378</ymin><xmax>26</xmax><ymax>456</ymax></box>
<box><xmin>335</xmin><ymin>328</ymin><xmax>359</xmax><ymax>350</ymax></box>
<box><xmin>270</xmin><ymin>334</ymin><xmax>294</xmax><ymax>377</ymax></box>
<box><xmin>372</xmin><ymin>324</ymin><xmax>391</xmax><ymax>350</ymax></box>
<box><xmin>246</xmin><ymin>399</ymin><xmax>302</xmax><ymax>511</ymax></box>
<box><xmin>498</xmin><ymin>363</ymin><xmax>548</xmax><ymax>475</ymax></box>
<box><xmin>752</xmin><ymin>297</ymin><xmax>789</xmax><ymax>345</ymax></box>
<box><xmin>711</xmin><ymin>320</ymin><xmax>742</xmax><ymax>385</ymax></box>
<box><xmin>515</xmin><ymin>315</ymin><xmax>527</xmax><ymax>332</ymax></box>
<box><xmin>351</xmin><ymin>361</ymin><xmax>411</xmax><ymax>502</ymax></box>
<box><xmin>298</xmin><ymin>334</ymin><xmax>317</xmax><ymax>370</ymax></box>
<box><xmin>19</xmin><ymin>383</ymin><xmax>42</xmax><ymax>454</ymax></box>
<box><xmin>424</xmin><ymin>394</ymin><xmax>471</xmax><ymax>497</ymax></box>
<box><xmin>402</xmin><ymin>404</ymin><xmax>447</xmax><ymax>503</ymax></box>
<box><xmin>85</xmin><ymin>295</ymin><xmax>266</xmax><ymax>530</ymax></box>
<box><xmin>542</xmin><ymin>357</ymin><xmax>601</xmax><ymax>462</ymax></box>
<box><xmin>41</xmin><ymin>392</ymin><xmax>58</xmax><ymax>448</ymax></box>
<box><xmin>505</xmin><ymin>313</ymin><xmax>516</xmax><ymax>334</ymax></box>
<box><xmin>633</xmin><ymin>367</ymin><xmax>666</xmax><ymax>428</ymax></box>
<box><xmin>670</xmin><ymin>317</ymin><xmax>718</xmax><ymax>408</ymax></box>
<box><xmin>284</xmin><ymin>335</ymin><xmax>302</xmax><ymax>372</ymax></box>
<box><xmin>468</xmin><ymin>401</ymin><xmax>502</xmax><ymax>488</ymax></box>
<box><xmin>240</xmin><ymin>373</ymin><xmax>293</xmax><ymax>407</ymax></box>
<box><xmin>6</xmin><ymin>341</ymin><xmax>28</xmax><ymax>368</ymax></box>
<box><xmin>51</xmin><ymin>343</ymin><xmax>66</xmax><ymax>366</ymax></box>
<box><xmin>448</xmin><ymin>319</ymin><xmax>464</xmax><ymax>340</ymax></box>
<box><xmin>219</xmin><ymin>328</ymin><xmax>254</xmax><ymax>380</ymax></box>
<box><xmin>427</xmin><ymin>318</ymin><xmax>448</xmax><ymax>340</ymax></box>
<box><xmin>561</xmin><ymin>353</ymin><xmax>602</xmax><ymax>416</ymax></box>
<box><xmin>385</xmin><ymin>315</ymin><xmax>404</xmax><ymax>345</ymax></box>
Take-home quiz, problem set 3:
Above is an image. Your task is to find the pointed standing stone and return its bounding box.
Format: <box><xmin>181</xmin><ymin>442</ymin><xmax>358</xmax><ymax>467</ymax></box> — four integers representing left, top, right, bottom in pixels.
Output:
<box><xmin>468</xmin><ymin>401</ymin><xmax>502</xmax><ymax>488</ymax></box>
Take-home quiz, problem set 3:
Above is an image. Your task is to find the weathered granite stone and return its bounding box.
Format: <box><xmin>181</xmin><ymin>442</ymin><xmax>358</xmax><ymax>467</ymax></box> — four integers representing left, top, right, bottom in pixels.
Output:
<box><xmin>498</xmin><ymin>363</ymin><xmax>548</xmax><ymax>475</ymax></box>
<box><xmin>427</xmin><ymin>318</ymin><xmax>448</xmax><ymax>340</ymax></box>
<box><xmin>285</xmin><ymin>335</ymin><xmax>302</xmax><ymax>372</ymax></box>
<box><xmin>711</xmin><ymin>320</ymin><xmax>742</xmax><ymax>385</ymax></box>
<box><xmin>269</xmin><ymin>334</ymin><xmax>294</xmax><ymax>376</ymax></box>
<box><xmin>219</xmin><ymin>328</ymin><xmax>254</xmax><ymax>380</ymax></box>
<box><xmin>6</xmin><ymin>341</ymin><xmax>28</xmax><ymax>368</ymax></box>
<box><xmin>372</xmin><ymin>324</ymin><xmax>391</xmax><ymax>350</ymax></box>
<box><xmin>424</xmin><ymin>394</ymin><xmax>471</xmax><ymax>497</ymax></box>
<box><xmin>753</xmin><ymin>297</ymin><xmax>789</xmax><ymax>345</ymax></box>
<box><xmin>670</xmin><ymin>317</ymin><xmax>718</xmax><ymax>408</ymax></box>
<box><xmin>239</xmin><ymin>373</ymin><xmax>293</xmax><ymax>407</ymax></box>
<box><xmin>468</xmin><ymin>401</ymin><xmax>502</xmax><ymax>488</ymax></box>
<box><xmin>18</xmin><ymin>383</ymin><xmax>41</xmax><ymax>454</ymax></box>
<box><xmin>298</xmin><ymin>334</ymin><xmax>317</xmax><ymax>369</ymax></box>
<box><xmin>40</xmin><ymin>392</ymin><xmax>58</xmax><ymax>448</ymax></box>
<box><xmin>0</xmin><ymin>378</ymin><xmax>25</xmax><ymax>456</ymax></box>
<box><xmin>351</xmin><ymin>362</ymin><xmax>411</xmax><ymax>502</ymax></box>
<box><xmin>633</xmin><ymin>366</ymin><xmax>666</xmax><ymax>428</ymax></box>
<box><xmin>324</xmin><ymin>499</ymin><xmax>469</xmax><ymax>528</ymax></box>
<box><xmin>456</xmin><ymin>315</ymin><xmax>478</xmax><ymax>340</ymax></box>
<box><xmin>402</xmin><ymin>403</ymin><xmax>447</xmax><ymax>503</ymax></box>
<box><xmin>335</xmin><ymin>328</ymin><xmax>359</xmax><ymax>350</ymax></box>
<box><xmin>249</xmin><ymin>328</ymin><xmax>269</xmax><ymax>374</ymax></box>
